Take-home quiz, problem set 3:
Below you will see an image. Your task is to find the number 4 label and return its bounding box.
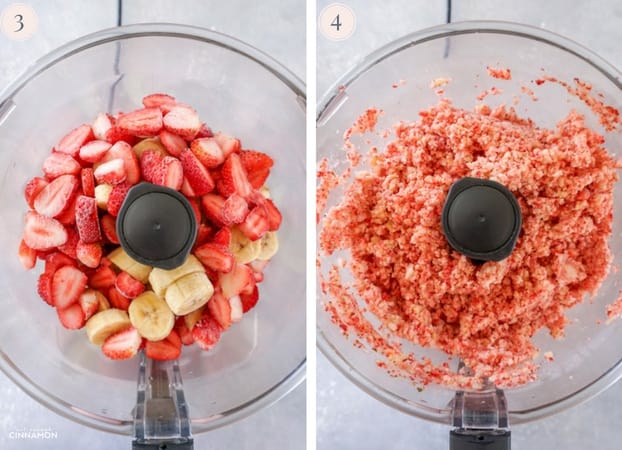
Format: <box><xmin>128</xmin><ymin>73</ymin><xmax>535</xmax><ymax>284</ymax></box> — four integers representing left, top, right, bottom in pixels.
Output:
<box><xmin>320</xmin><ymin>3</ymin><xmax>356</xmax><ymax>41</ymax></box>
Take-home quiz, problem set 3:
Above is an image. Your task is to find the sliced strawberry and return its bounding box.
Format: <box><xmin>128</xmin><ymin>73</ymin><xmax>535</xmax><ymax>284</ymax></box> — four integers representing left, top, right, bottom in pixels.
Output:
<box><xmin>92</xmin><ymin>113</ymin><xmax>113</xmax><ymax>140</ymax></box>
<box><xmin>222</xmin><ymin>193</ymin><xmax>249</xmax><ymax>225</ymax></box>
<box><xmin>140</xmin><ymin>149</ymin><xmax>164</xmax><ymax>183</ymax></box>
<box><xmin>192</xmin><ymin>313</ymin><xmax>223</xmax><ymax>351</ymax></box>
<box><xmin>218</xmin><ymin>153</ymin><xmax>252</xmax><ymax>199</ymax></box>
<box><xmin>175</xmin><ymin>317</ymin><xmax>194</xmax><ymax>345</ymax></box>
<box><xmin>116</xmin><ymin>107</ymin><xmax>163</xmax><ymax>137</ymax></box>
<box><xmin>207</xmin><ymin>291</ymin><xmax>232</xmax><ymax>330</ymax></box>
<box><xmin>102</xmin><ymin>326</ymin><xmax>142</xmax><ymax>360</ymax></box>
<box><xmin>115</xmin><ymin>271</ymin><xmax>145</xmax><ymax>299</ymax></box>
<box><xmin>37</xmin><ymin>272</ymin><xmax>54</xmax><ymax>306</ymax></box>
<box><xmin>201</xmin><ymin>193</ymin><xmax>227</xmax><ymax>227</ymax></box>
<box><xmin>79</xmin><ymin>140</ymin><xmax>112</xmax><ymax>163</ymax></box>
<box><xmin>100</xmin><ymin>214</ymin><xmax>119</xmax><ymax>244</ymax></box>
<box><xmin>156</xmin><ymin>156</ymin><xmax>183</xmax><ymax>190</ymax></box>
<box><xmin>239</xmin><ymin>285</ymin><xmax>259</xmax><ymax>313</ymax></box>
<box><xmin>78</xmin><ymin>289</ymin><xmax>101</xmax><ymax>320</ymax></box>
<box><xmin>163</xmin><ymin>105</ymin><xmax>201</xmax><ymax>140</ymax></box>
<box><xmin>22</xmin><ymin>211</ymin><xmax>68</xmax><ymax>250</ymax></box>
<box><xmin>88</xmin><ymin>264</ymin><xmax>117</xmax><ymax>290</ymax></box>
<box><xmin>57</xmin><ymin>303</ymin><xmax>86</xmax><ymax>329</ymax></box>
<box><xmin>229</xmin><ymin>295</ymin><xmax>243</xmax><ymax>322</ymax></box>
<box><xmin>18</xmin><ymin>239</ymin><xmax>37</xmax><ymax>269</ymax></box>
<box><xmin>190</xmin><ymin>137</ymin><xmax>224</xmax><ymax>168</ymax></box>
<box><xmin>55</xmin><ymin>124</ymin><xmax>93</xmax><ymax>157</ymax></box>
<box><xmin>263</xmin><ymin>198</ymin><xmax>282</xmax><ymax>231</ymax></box>
<box><xmin>196</xmin><ymin>123</ymin><xmax>214</xmax><ymax>138</ymax></box>
<box><xmin>76</xmin><ymin>240</ymin><xmax>102</xmax><ymax>268</ymax></box>
<box><xmin>54</xmin><ymin>189</ymin><xmax>80</xmax><ymax>225</ymax></box>
<box><xmin>94</xmin><ymin>158</ymin><xmax>126</xmax><ymax>185</ymax></box>
<box><xmin>179</xmin><ymin>149</ymin><xmax>215</xmax><ymax>196</ymax></box>
<box><xmin>214</xmin><ymin>132</ymin><xmax>241</xmax><ymax>158</ymax></box>
<box><xmin>57</xmin><ymin>227</ymin><xmax>79</xmax><ymax>258</ymax></box>
<box><xmin>104</xmin><ymin>141</ymin><xmax>141</xmax><ymax>185</ymax></box>
<box><xmin>211</xmin><ymin>227</ymin><xmax>231</xmax><ymax>246</ymax></box>
<box><xmin>194</xmin><ymin>243</ymin><xmax>234</xmax><ymax>273</ymax></box>
<box><xmin>44</xmin><ymin>251</ymin><xmax>77</xmax><ymax>274</ymax></box>
<box><xmin>180</xmin><ymin>177</ymin><xmax>197</xmax><ymax>197</ymax></box>
<box><xmin>142</xmin><ymin>93</ymin><xmax>177</xmax><ymax>111</ymax></box>
<box><xmin>108</xmin><ymin>286</ymin><xmax>131</xmax><ymax>310</ymax></box>
<box><xmin>75</xmin><ymin>196</ymin><xmax>101</xmax><ymax>243</ymax></box>
<box><xmin>188</xmin><ymin>198</ymin><xmax>201</xmax><ymax>224</ymax></box>
<box><xmin>33</xmin><ymin>174</ymin><xmax>79</xmax><ymax>218</ymax></box>
<box><xmin>219</xmin><ymin>262</ymin><xmax>254</xmax><ymax>299</ymax></box>
<box><xmin>42</xmin><ymin>152</ymin><xmax>81</xmax><ymax>179</ymax></box>
<box><xmin>81</xmin><ymin>168</ymin><xmax>95</xmax><ymax>197</ymax></box>
<box><xmin>159</xmin><ymin>130</ymin><xmax>187</xmax><ymax>156</ymax></box>
<box><xmin>145</xmin><ymin>330</ymin><xmax>182</xmax><ymax>360</ymax></box>
<box><xmin>105</xmin><ymin>125</ymin><xmax>137</xmax><ymax>145</ymax></box>
<box><xmin>106</xmin><ymin>182</ymin><xmax>132</xmax><ymax>217</ymax></box>
<box><xmin>52</xmin><ymin>265</ymin><xmax>88</xmax><ymax>309</ymax></box>
<box><xmin>24</xmin><ymin>177</ymin><xmax>49</xmax><ymax>209</ymax></box>
<box><xmin>238</xmin><ymin>205</ymin><xmax>269</xmax><ymax>241</ymax></box>
<box><xmin>193</xmin><ymin>224</ymin><xmax>212</xmax><ymax>250</ymax></box>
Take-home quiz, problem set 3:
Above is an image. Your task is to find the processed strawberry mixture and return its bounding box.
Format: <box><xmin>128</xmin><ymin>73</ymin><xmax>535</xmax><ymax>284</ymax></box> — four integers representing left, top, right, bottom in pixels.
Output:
<box><xmin>318</xmin><ymin>80</ymin><xmax>620</xmax><ymax>387</ymax></box>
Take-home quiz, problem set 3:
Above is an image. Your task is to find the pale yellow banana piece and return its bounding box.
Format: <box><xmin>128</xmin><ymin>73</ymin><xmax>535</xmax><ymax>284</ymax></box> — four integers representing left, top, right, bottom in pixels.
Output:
<box><xmin>184</xmin><ymin>306</ymin><xmax>205</xmax><ymax>330</ymax></box>
<box><xmin>259</xmin><ymin>186</ymin><xmax>271</xmax><ymax>198</ymax></box>
<box><xmin>85</xmin><ymin>308</ymin><xmax>131</xmax><ymax>345</ymax></box>
<box><xmin>165</xmin><ymin>271</ymin><xmax>213</xmax><ymax>316</ymax></box>
<box><xmin>132</xmin><ymin>138</ymin><xmax>167</xmax><ymax>158</ymax></box>
<box><xmin>94</xmin><ymin>184</ymin><xmax>113</xmax><ymax>210</ymax></box>
<box><xmin>257</xmin><ymin>231</ymin><xmax>279</xmax><ymax>261</ymax></box>
<box><xmin>148</xmin><ymin>254</ymin><xmax>204</xmax><ymax>298</ymax></box>
<box><xmin>229</xmin><ymin>226</ymin><xmax>261</xmax><ymax>264</ymax></box>
<box><xmin>128</xmin><ymin>291</ymin><xmax>175</xmax><ymax>341</ymax></box>
<box><xmin>108</xmin><ymin>247</ymin><xmax>153</xmax><ymax>283</ymax></box>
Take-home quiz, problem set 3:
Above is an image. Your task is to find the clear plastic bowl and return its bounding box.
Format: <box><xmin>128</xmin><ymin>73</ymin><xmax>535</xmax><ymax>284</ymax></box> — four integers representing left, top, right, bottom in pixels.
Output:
<box><xmin>317</xmin><ymin>21</ymin><xmax>622</xmax><ymax>425</ymax></box>
<box><xmin>0</xmin><ymin>23</ymin><xmax>305</xmax><ymax>434</ymax></box>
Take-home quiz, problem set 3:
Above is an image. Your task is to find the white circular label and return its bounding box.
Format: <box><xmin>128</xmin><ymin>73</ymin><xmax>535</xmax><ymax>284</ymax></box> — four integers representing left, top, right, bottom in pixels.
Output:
<box><xmin>1</xmin><ymin>3</ymin><xmax>38</xmax><ymax>41</ymax></box>
<box><xmin>319</xmin><ymin>3</ymin><xmax>356</xmax><ymax>41</ymax></box>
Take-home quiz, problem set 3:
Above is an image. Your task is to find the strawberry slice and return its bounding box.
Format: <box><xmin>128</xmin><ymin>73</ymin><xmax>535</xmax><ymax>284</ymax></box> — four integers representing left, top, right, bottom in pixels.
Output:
<box><xmin>104</xmin><ymin>141</ymin><xmax>141</xmax><ymax>185</ymax></box>
<box><xmin>57</xmin><ymin>303</ymin><xmax>86</xmax><ymax>329</ymax></box>
<box><xmin>78</xmin><ymin>289</ymin><xmax>103</xmax><ymax>321</ymax></box>
<box><xmin>196</xmin><ymin>123</ymin><xmax>214</xmax><ymax>138</ymax></box>
<box><xmin>55</xmin><ymin>124</ymin><xmax>93</xmax><ymax>157</ymax></box>
<box><xmin>207</xmin><ymin>291</ymin><xmax>232</xmax><ymax>330</ymax></box>
<box><xmin>159</xmin><ymin>130</ymin><xmax>187</xmax><ymax>156</ymax></box>
<box><xmin>263</xmin><ymin>198</ymin><xmax>282</xmax><ymax>231</ymax></box>
<box><xmin>174</xmin><ymin>317</ymin><xmax>194</xmax><ymax>346</ymax></box>
<box><xmin>22</xmin><ymin>211</ymin><xmax>68</xmax><ymax>250</ymax></box>
<box><xmin>163</xmin><ymin>105</ymin><xmax>201</xmax><ymax>140</ymax></box>
<box><xmin>219</xmin><ymin>262</ymin><xmax>254</xmax><ymax>299</ymax></box>
<box><xmin>218</xmin><ymin>153</ymin><xmax>252</xmax><ymax>199</ymax></box>
<box><xmin>180</xmin><ymin>177</ymin><xmax>197</xmax><ymax>197</ymax></box>
<box><xmin>222</xmin><ymin>193</ymin><xmax>249</xmax><ymax>225</ymax></box>
<box><xmin>179</xmin><ymin>149</ymin><xmax>215</xmax><ymax>196</ymax></box>
<box><xmin>24</xmin><ymin>177</ymin><xmax>49</xmax><ymax>209</ymax></box>
<box><xmin>44</xmin><ymin>251</ymin><xmax>77</xmax><ymax>274</ymax></box>
<box><xmin>106</xmin><ymin>182</ymin><xmax>132</xmax><ymax>217</ymax></box>
<box><xmin>105</xmin><ymin>125</ymin><xmax>137</xmax><ymax>145</ymax></box>
<box><xmin>79</xmin><ymin>140</ymin><xmax>112</xmax><ymax>163</ymax></box>
<box><xmin>190</xmin><ymin>137</ymin><xmax>224</xmax><ymax>168</ymax></box>
<box><xmin>52</xmin><ymin>265</ymin><xmax>88</xmax><ymax>309</ymax></box>
<box><xmin>194</xmin><ymin>243</ymin><xmax>235</xmax><ymax>273</ymax></box>
<box><xmin>54</xmin><ymin>188</ymin><xmax>81</xmax><ymax>226</ymax></box>
<box><xmin>140</xmin><ymin>149</ymin><xmax>164</xmax><ymax>183</ymax></box>
<box><xmin>187</xmin><ymin>197</ymin><xmax>201</xmax><ymax>224</ymax></box>
<box><xmin>116</xmin><ymin>107</ymin><xmax>163</xmax><ymax>136</ymax></box>
<box><xmin>115</xmin><ymin>271</ymin><xmax>145</xmax><ymax>299</ymax></box>
<box><xmin>214</xmin><ymin>132</ymin><xmax>240</xmax><ymax>158</ymax></box>
<box><xmin>108</xmin><ymin>286</ymin><xmax>130</xmax><ymax>310</ymax></box>
<box><xmin>155</xmin><ymin>156</ymin><xmax>183</xmax><ymax>190</ymax></box>
<box><xmin>100</xmin><ymin>214</ymin><xmax>119</xmax><ymax>244</ymax></box>
<box><xmin>192</xmin><ymin>313</ymin><xmax>223</xmax><ymax>351</ymax></box>
<box><xmin>142</xmin><ymin>93</ymin><xmax>177</xmax><ymax>112</ymax></box>
<box><xmin>76</xmin><ymin>240</ymin><xmax>102</xmax><ymax>268</ymax></box>
<box><xmin>238</xmin><ymin>205</ymin><xmax>269</xmax><ymax>241</ymax></box>
<box><xmin>94</xmin><ymin>158</ymin><xmax>126</xmax><ymax>184</ymax></box>
<box><xmin>38</xmin><ymin>272</ymin><xmax>54</xmax><ymax>306</ymax></box>
<box><xmin>88</xmin><ymin>264</ymin><xmax>117</xmax><ymax>290</ymax></box>
<box><xmin>211</xmin><ymin>226</ymin><xmax>231</xmax><ymax>246</ymax></box>
<box><xmin>92</xmin><ymin>113</ymin><xmax>113</xmax><ymax>140</ymax></box>
<box><xmin>34</xmin><ymin>174</ymin><xmax>79</xmax><ymax>218</ymax></box>
<box><xmin>18</xmin><ymin>239</ymin><xmax>37</xmax><ymax>269</ymax></box>
<box><xmin>239</xmin><ymin>150</ymin><xmax>274</xmax><ymax>187</ymax></box>
<box><xmin>81</xmin><ymin>168</ymin><xmax>95</xmax><ymax>197</ymax></box>
<box><xmin>102</xmin><ymin>326</ymin><xmax>142</xmax><ymax>360</ymax></box>
<box><xmin>229</xmin><ymin>295</ymin><xmax>244</xmax><ymax>322</ymax></box>
<box><xmin>75</xmin><ymin>196</ymin><xmax>101</xmax><ymax>243</ymax></box>
<box><xmin>239</xmin><ymin>285</ymin><xmax>259</xmax><ymax>313</ymax></box>
<box><xmin>57</xmin><ymin>226</ymin><xmax>79</xmax><ymax>258</ymax></box>
<box><xmin>145</xmin><ymin>330</ymin><xmax>182</xmax><ymax>360</ymax></box>
<box><xmin>42</xmin><ymin>152</ymin><xmax>81</xmax><ymax>179</ymax></box>
<box><xmin>193</xmin><ymin>224</ymin><xmax>212</xmax><ymax>250</ymax></box>
<box><xmin>201</xmin><ymin>193</ymin><xmax>227</xmax><ymax>227</ymax></box>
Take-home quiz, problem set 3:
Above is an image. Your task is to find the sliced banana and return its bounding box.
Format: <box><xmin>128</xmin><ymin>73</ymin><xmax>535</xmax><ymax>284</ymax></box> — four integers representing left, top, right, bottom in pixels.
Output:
<box><xmin>229</xmin><ymin>226</ymin><xmax>261</xmax><ymax>264</ymax></box>
<box><xmin>184</xmin><ymin>305</ymin><xmax>205</xmax><ymax>331</ymax></box>
<box><xmin>85</xmin><ymin>308</ymin><xmax>131</xmax><ymax>345</ymax></box>
<box><xmin>259</xmin><ymin>186</ymin><xmax>271</xmax><ymax>199</ymax></box>
<box><xmin>128</xmin><ymin>291</ymin><xmax>175</xmax><ymax>341</ymax></box>
<box><xmin>108</xmin><ymin>247</ymin><xmax>152</xmax><ymax>283</ymax></box>
<box><xmin>257</xmin><ymin>231</ymin><xmax>279</xmax><ymax>260</ymax></box>
<box><xmin>132</xmin><ymin>137</ymin><xmax>168</xmax><ymax>158</ymax></box>
<box><xmin>94</xmin><ymin>184</ymin><xmax>113</xmax><ymax>210</ymax></box>
<box><xmin>165</xmin><ymin>271</ymin><xmax>213</xmax><ymax>316</ymax></box>
<box><xmin>148</xmin><ymin>254</ymin><xmax>204</xmax><ymax>298</ymax></box>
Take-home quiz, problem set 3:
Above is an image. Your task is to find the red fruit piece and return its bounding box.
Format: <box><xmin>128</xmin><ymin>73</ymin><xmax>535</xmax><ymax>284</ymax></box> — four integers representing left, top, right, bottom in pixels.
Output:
<box><xmin>180</xmin><ymin>177</ymin><xmax>196</xmax><ymax>197</ymax></box>
<box><xmin>196</xmin><ymin>123</ymin><xmax>213</xmax><ymax>138</ymax></box>
<box><xmin>92</xmin><ymin>113</ymin><xmax>113</xmax><ymax>140</ymax></box>
<box><xmin>57</xmin><ymin>303</ymin><xmax>86</xmax><ymax>329</ymax></box>
<box><xmin>18</xmin><ymin>239</ymin><xmax>37</xmax><ymax>269</ymax></box>
<box><xmin>192</xmin><ymin>313</ymin><xmax>223</xmax><ymax>351</ymax></box>
<box><xmin>222</xmin><ymin>193</ymin><xmax>249</xmax><ymax>225</ymax></box>
<box><xmin>54</xmin><ymin>188</ymin><xmax>81</xmax><ymax>226</ymax></box>
<box><xmin>116</xmin><ymin>107</ymin><xmax>163</xmax><ymax>136</ymax></box>
<box><xmin>57</xmin><ymin>226</ymin><xmax>79</xmax><ymax>258</ymax></box>
<box><xmin>78</xmin><ymin>290</ymin><xmax>101</xmax><ymax>321</ymax></box>
<box><xmin>79</xmin><ymin>140</ymin><xmax>112</xmax><ymax>163</ymax></box>
<box><xmin>193</xmin><ymin>224</ymin><xmax>212</xmax><ymax>250</ymax></box>
<box><xmin>140</xmin><ymin>149</ymin><xmax>164</xmax><ymax>183</ymax></box>
<box><xmin>101</xmin><ymin>214</ymin><xmax>119</xmax><ymax>244</ymax></box>
<box><xmin>76</xmin><ymin>240</ymin><xmax>102</xmax><ymax>268</ymax></box>
<box><xmin>88</xmin><ymin>265</ymin><xmax>117</xmax><ymax>290</ymax></box>
<box><xmin>238</xmin><ymin>205</ymin><xmax>269</xmax><ymax>241</ymax></box>
<box><xmin>145</xmin><ymin>330</ymin><xmax>182</xmax><ymax>361</ymax></box>
<box><xmin>24</xmin><ymin>177</ymin><xmax>49</xmax><ymax>209</ymax></box>
<box><xmin>94</xmin><ymin>158</ymin><xmax>126</xmax><ymax>185</ymax></box>
<box><xmin>156</xmin><ymin>156</ymin><xmax>183</xmax><ymax>190</ymax></box>
<box><xmin>115</xmin><ymin>271</ymin><xmax>145</xmax><ymax>299</ymax></box>
<box><xmin>55</xmin><ymin>124</ymin><xmax>93</xmax><ymax>157</ymax></box>
<box><xmin>52</xmin><ymin>265</ymin><xmax>88</xmax><ymax>309</ymax></box>
<box><xmin>44</xmin><ymin>251</ymin><xmax>77</xmax><ymax>274</ymax></box>
<box><xmin>175</xmin><ymin>317</ymin><xmax>194</xmax><ymax>346</ymax></box>
<box><xmin>194</xmin><ymin>243</ymin><xmax>235</xmax><ymax>273</ymax></box>
<box><xmin>188</xmin><ymin>198</ymin><xmax>201</xmax><ymax>224</ymax></box>
<box><xmin>201</xmin><ymin>193</ymin><xmax>227</xmax><ymax>227</ymax></box>
<box><xmin>38</xmin><ymin>272</ymin><xmax>54</xmax><ymax>306</ymax></box>
<box><xmin>105</xmin><ymin>125</ymin><xmax>137</xmax><ymax>145</ymax></box>
<box><xmin>104</xmin><ymin>141</ymin><xmax>141</xmax><ymax>185</ymax></box>
<box><xmin>239</xmin><ymin>285</ymin><xmax>259</xmax><ymax>313</ymax></box>
<box><xmin>81</xmin><ymin>168</ymin><xmax>95</xmax><ymax>197</ymax></box>
<box><xmin>179</xmin><ymin>149</ymin><xmax>215</xmax><ymax>196</ymax></box>
<box><xmin>102</xmin><ymin>327</ymin><xmax>142</xmax><ymax>360</ymax></box>
<box><xmin>207</xmin><ymin>291</ymin><xmax>232</xmax><ymax>330</ymax></box>
<box><xmin>211</xmin><ymin>227</ymin><xmax>231</xmax><ymax>246</ymax></box>
<box><xmin>42</xmin><ymin>152</ymin><xmax>81</xmax><ymax>179</ymax></box>
<box><xmin>214</xmin><ymin>132</ymin><xmax>240</xmax><ymax>158</ymax></box>
<box><xmin>107</xmin><ymin>182</ymin><xmax>132</xmax><ymax>217</ymax></box>
<box><xmin>108</xmin><ymin>286</ymin><xmax>131</xmax><ymax>310</ymax></box>
<box><xmin>163</xmin><ymin>105</ymin><xmax>201</xmax><ymax>140</ymax></box>
<box><xmin>218</xmin><ymin>153</ymin><xmax>252</xmax><ymax>199</ymax></box>
<box><xmin>34</xmin><ymin>174</ymin><xmax>79</xmax><ymax>218</ymax></box>
<box><xmin>263</xmin><ymin>198</ymin><xmax>282</xmax><ymax>231</ymax></box>
<box><xmin>239</xmin><ymin>150</ymin><xmax>274</xmax><ymax>189</ymax></box>
<box><xmin>22</xmin><ymin>211</ymin><xmax>68</xmax><ymax>250</ymax></box>
<box><xmin>159</xmin><ymin>130</ymin><xmax>187</xmax><ymax>156</ymax></box>
<box><xmin>219</xmin><ymin>262</ymin><xmax>254</xmax><ymax>299</ymax></box>
<box><xmin>75</xmin><ymin>195</ymin><xmax>101</xmax><ymax>243</ymax></box>
<box><xmin>142</xmin><ymin>93</ymin><xmax>177</xmax><ymax>112</ymax></box>
<box><xmin>190</xmin><ymin>137</ymin><xmax>224</xmax><ymax>168</ymax></box>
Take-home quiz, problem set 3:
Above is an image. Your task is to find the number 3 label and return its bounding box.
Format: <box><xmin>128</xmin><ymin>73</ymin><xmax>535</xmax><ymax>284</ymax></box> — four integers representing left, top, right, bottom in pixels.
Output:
<box><xmin>319</xmin><ymin>3</ymin><xmax>356</xmax><ymax>41</ymax></box>
<box><xmin>1</xmin><ymin>3</ymin><xmax>38</xmax><ymax>40</ymax></box>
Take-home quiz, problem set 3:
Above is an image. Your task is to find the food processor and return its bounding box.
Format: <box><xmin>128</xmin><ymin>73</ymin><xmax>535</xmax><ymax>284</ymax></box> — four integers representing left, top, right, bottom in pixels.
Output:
<box><xmin>317</xmin><ymin>21</ymin><xmax>622</xmax><ymax>449</ymax></box>
<box><xmin>0</xmin><ymin>23</ymin><xmax>305</xmax><ymax>448</ymax></box>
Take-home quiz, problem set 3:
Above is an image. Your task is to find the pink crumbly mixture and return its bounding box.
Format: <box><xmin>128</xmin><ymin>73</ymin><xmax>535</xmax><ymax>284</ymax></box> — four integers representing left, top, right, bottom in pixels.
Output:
<box><xmin>318</xmin><ymin>91</ymin><xmax>621</xmax><ymax>387</ymax></box>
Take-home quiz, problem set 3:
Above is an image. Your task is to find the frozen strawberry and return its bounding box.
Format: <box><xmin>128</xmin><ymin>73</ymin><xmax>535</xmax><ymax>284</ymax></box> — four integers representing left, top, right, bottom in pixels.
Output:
<box><xmin>34</xmin><ymin>174</ymin><xmax>79</xmax><ymax>218</ymax></box>
<box><xmin>180</xmin><ymin>177</ymin><xmax>197</xmax><ymax>197</ymax></box>
<box><xmin>75</xmin><ymin>196</ymin><xmax>101</xmax><ymax>243</ymax></box>
<box><xmin>222</xmin><ymin>193</ymin><xmax>249</xmax><ymax>225</ymax></box>
<box><xmin>78</xmin><ymin>289</ymin><xmax>102</xmax><ymax>321</ymax></box>
<box><xmin>263</xmin><ymin>198</ymin><xmax>282</xmax><ymax>231</ymax></box>
<box><xmin>192</xmin><ymin>313</ymin><xmax>223</xmax><ymax>351</ymax></box>
<box><xmin>193</xmin><ymin>224</ymin><xmax>212</xmax><ymax>250</ymax></box>
<box><xmin>140</xmin><ymin>149</ymin><xmax>164</xmax><ymax>183</ymax></box>
<box><xmin>196</xmin><ymin>123</ymin><xmax>214</xmax><ymax>138</ymax></box>
<box><xmin>88</xmin><ymin>264</ymin><xmax>116</xmax><ymax>290</ymax></box>
<box><xmin>229</xmin><ymin>295</ymin><xmax>243</xmax><ymax>322</ymax></box>
<box><xmin>24</xmin><ymin>177</ymin><xmax>49</xmax><ymax>209</ymax></box>
<box><xmin>175</xmin><ymin>317</ymin><xmax>194</xmax><ymax>345</ymax></box>
<box><xmin>187</xmin><ymin>197</ymin><xmax>201</xmax><ymax>224</ymax></box>
<box><xmin>79</xmin><ymin>140</ymin><xmax>112</xmax><ymax>163</ymax></box>
<box><xmin>54</xmin><ymin>189</ymin><xmax>80</xmax><ymax>226</ymax></box>
<box><xmin>102</xmin><ymin>326</ymin><xmax>142</xmax><ymax>360</ymax></box>
<box><xmin>108</xmin><ymin>286</ymin><xmax>130</xmax><ymax>310</ymax></box>
<box><xmin>94</xmin><ymin>158</ymin><xmax>126</xmax><ymax>185</ymax></box>
<box><xmin>37</xmin><ymin>272</ymin><xmax>54</xmax><ymax>306</ymax></box>
<box><xmin>52</xmin><ymin>265</ymin><xmax>87</xmax><ymax>309</ymax></box>
<box><xmin>201</xmin><ymin>193</ymin><xmax>227</xmax><ymax>227</ymax></box>
<box><xmin>57</xmin><ymin>226</ymin><xmax>79</xmax><ymax>258</ymax></box>
<box><xmin>219</xmin><ymin>262</ymin><xmax>254</xmax><ymax>299</ymax></box>
<box><xmin>80</xmin><ymin>168</ymin><xmax>95</xmax><ymax>197</ymax></box>
<box><xmin>92</xmin><ymin>113</ymin><xmax>113</xmax><ymax>140</ymax></box>
<box><xmin>44</xmin><ymin>251</ymin><xmax>77</xmax><ymax>274</ymax></box>
<box><xmin>116</xmin><ymin>107</ymin><xmax>163</xmax><ymax>136</ymax></box>
<box><xmin>115</xmin><ymin>271</ymin><xmax>145</xmax><ymax>299</ymax></box>
<box><xmin>194</xmin><ymin>243</ymin><xmax>234</xmax><ymax>273</ymax></box>
<box><xmin>100</xmin><ymin>214</ymin><xmax>119</xmax><ymax>244</ymax></box>
<box><xmin>214</xmin><ymin>132</ymin><xmax>240</xmax><ymax>158</ymax></box>
<box><xmin>238</xmin><ymin>205</ymin><xmax>269</xmax><ymax>240</ymax></box>
<box><xmin>155</xmin><ymin>156</ymin><xmax>183</xmax><ymax>190</ymax></box>
<box><xmin>179</xmin><ymin>149</ymin><xmax>214</xmax><ymax>195</ymax></box>
<box><xmin>190</xmin><ymin>137</ymin><xmax>224</xmax><ymax>168</ymax></box>
<box><xmin>105</xmin><ymin>125</ymin><xmax>137</xmax><ymax>145</ymax></box>
<box><xmin>240</xmin><ymin>150</ymin><xmax>274</xmax><ymax>189</ymax></box>
<box><xmin>145</xmin><ymin>330</ymin><xmax>182</xmax><ymax>360</ymax></box>
<box><xmin>207</xmin><ymin>291</ymin><xmax>232</xmax><ymax>329</ymax></box>
<box><xmin>42</xmin><ymin>152</ymin><xmax>81</xmax><ymax>179</ymax></box>
<box><xmin>239</xmin><ymin>285</ymin><xmax>259</xmax><ymax>313</ymax></box>
<box><xmin>55</xmin><ymin>124</ymin><xmax>93</xmax><ymax>157</ymax></box>
<box><xmin>76</xmin><ymin>240</ymin><xmax>102</xmax><ymax>268</ymax></box>
<box><xmin>57</xmin><ymin>303</ymin><xmax>86</xmax><ymax>329</ymax></box>
<box><xmin>22</xmin><ymin>211</ymin><xmax>68</xmax><ymax>250</ymax></box>
<box><xmin>218</xmin><ymin>153</ymin><xmax>252</xmax><ymax>199</ymax></box>
<box><xmin>18</xmin><ymin>239</ymin><xmax>37</xmax><ymax>269</ymax></box>
<box><xmin>106</xmin><ymin>182</ymin><xmax>132</xmax><ymax>217</ymax></box>
<box><xmin>159</xmin><ymin>130</ymin><xmax>187</xmax><ymax>156</ymax></box>
<box><xmin>103</xmin><ymin>141</ymin><xmax>141</xmax><ymax>185</ymax></box>
<box><xmin>163</xmin><ymin>105</ymin><xmax>201</xmax><ymax>140</ymax></box>
<box><xmin>142</xmin><ymin>93</ymin><xmax>177</xmax><ymax>112</ymax></box>
<box><xmin>211</xmin><ymin>227</ymin><xmax>231</xmax><ymax>246</ymax></box>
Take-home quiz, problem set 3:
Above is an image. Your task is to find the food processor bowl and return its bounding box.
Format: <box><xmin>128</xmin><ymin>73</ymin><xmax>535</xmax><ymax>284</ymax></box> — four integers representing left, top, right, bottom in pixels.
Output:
<box><xmin>317</xmin><ymin>20</ymin><xmax>622</xmax><ymax>432</ymax></box>
<box><xmin>0</xmin><ymin>23</ymin><xmax>305</xmax><ymax>435</ymax></box>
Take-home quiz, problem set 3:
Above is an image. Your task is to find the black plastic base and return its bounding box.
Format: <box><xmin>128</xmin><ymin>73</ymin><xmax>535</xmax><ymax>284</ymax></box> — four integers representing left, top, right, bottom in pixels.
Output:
<box><xmin>450</xmin><ymin>429</ymin><xmax>511</xmax><ymax>450</ymax></box>
<box><xmin>132</xmin><ymin>438</ymin><xmax>194</xmax><ymax>450</ymax></box>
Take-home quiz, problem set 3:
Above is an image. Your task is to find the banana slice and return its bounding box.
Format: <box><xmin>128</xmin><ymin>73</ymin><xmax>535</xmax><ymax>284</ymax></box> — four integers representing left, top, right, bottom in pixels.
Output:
<box><xmin>229</xmin><ymin>226</ymin><xmax>261</xmax><ymax>264</ymax></box>
<box><xmin>165</xmin><ymin>271</ymin><xmax>213</xmax><ymax>316</ymax></box>
<box><xmin>148</xmin><ymin>254</ymin><xmax>204</xmax><ymax>298</ymax></box>
<box><xmin>132</xmin><ymin>137</ymin><xmax>167</xmax><ymax>158</ymax></box>
<box><xmin>94</xmin><ymin>184</ymin><xmax>113</xmax><ymax>210</ymax></box>
<box><xmin>259</xmin><ymin>186</ymin><xmax>271</xmax><ymax>199</ymax></box>
<box><xmin>128</xmin><ymin>291</ymin><xmax>175</xmax><ymax>341</ymax></box>
<box><xmin>257</xmin><ymin>231</ymin><xmax>279</xmax><ymax>260</ymax></box>
<box><xmin>108</xmin><ymin>247</ymin><xmax>152</xmax><ymax>283</ymax></box>
<box><xmin>184</xmin><ymin>306</ymin><xmax>205</xmax><ymax>330</ymax></box>
<box><xmin>85</xmin><ymin>308</ymin><xmax>131</xmax><ymax>345</ymax></box>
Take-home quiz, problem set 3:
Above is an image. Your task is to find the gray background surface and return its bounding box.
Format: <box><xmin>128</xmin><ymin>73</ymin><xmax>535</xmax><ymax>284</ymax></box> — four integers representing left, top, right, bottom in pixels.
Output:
<box><xmin>317</xmin><ymin>1</ymin><xmax>622</xmax><ymax>450</ymax></box>
<box><xmin>0</xmin><ymin>1</ymin><xmax>305</xmax><ymax>449</ymax></box>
